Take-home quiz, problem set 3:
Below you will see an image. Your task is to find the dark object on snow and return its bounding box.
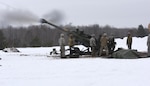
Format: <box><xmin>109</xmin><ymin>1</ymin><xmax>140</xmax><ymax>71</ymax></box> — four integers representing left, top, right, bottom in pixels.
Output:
<box><xmin>50</xmin><ymin>48</ymin><xmax>58</xmax><ymax>55</ymax></box>
<box><xmin>3</xmin><ymin>47</ymin><xmax>20</xmax><ymax>52</ymax></box>
<box><xmin>0</xmin><ymin>58</ymin><xmax>1</xmax><ymax>60</ymax></box>
<box><xmin>112</xmin><ymin>48</ymin><xmax>139</xmax><ymax>59</ymax></box>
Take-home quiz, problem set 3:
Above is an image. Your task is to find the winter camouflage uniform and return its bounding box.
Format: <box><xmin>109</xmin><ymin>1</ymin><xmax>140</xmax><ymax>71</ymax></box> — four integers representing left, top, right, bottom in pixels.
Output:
<box><xmin>59</xmin><ymin>34</ymin><xmax>65</xmax><ymax>58</ymax></box>
<box><xmin>90</xmin><ymin>34</ymin><xmax>96</xmax><ymax>57</ymax></box>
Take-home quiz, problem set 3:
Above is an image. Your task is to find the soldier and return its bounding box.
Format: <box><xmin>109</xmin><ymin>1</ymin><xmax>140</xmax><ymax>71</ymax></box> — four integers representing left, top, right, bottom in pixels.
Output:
<box><xmin>147</xmin><ymin>23</ymin><xmax>150</xmax><ymax>56</ymax></box>
<box><xmin>90</xmin><ymin>34</ymin><xmax>96</xmax><ymax>57</ymax></box>
<box><xmin>148</xmin><ymin>23</ymin><xmax>150</xmax><ymax>32</ymax></box>
<box><xmin>127</xmin><ymin>32</ymin><xmax>132</xmax><ymax>49</ymax></box>
<box><xmin>68</xmin><ymin>34</ymin><xmax>74</xmax><ymax>55</ymax></box>
<box><xmin>58</xmin><ymin>33</ymin><xmax>66</xmax><ymax>58</ymax></box>
<box><xmin>99</xmin><ymin>33</ymin><xmax>109</xmax><ymax>56</ymax></box>
<box><xmin>108</xmin><ymin>33</ymin><xmax>116</xmax><ymax>54</ymax></box>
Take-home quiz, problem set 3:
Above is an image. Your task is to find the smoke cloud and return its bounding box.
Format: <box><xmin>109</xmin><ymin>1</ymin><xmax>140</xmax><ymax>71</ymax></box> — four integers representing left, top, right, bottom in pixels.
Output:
<box><xmin>42</xmin><ymin>10</ymin><xmax>65</xmax><ymax>25</ymax></box>
<box><xmin>0</xmin><ymin>9</ymin><xmax>65</xmax><ymax>27</ymax></box>
<box><xmin>0</xmin><ymin>9</ymin><xmax>39</xmax><ymax>25</ymax></box>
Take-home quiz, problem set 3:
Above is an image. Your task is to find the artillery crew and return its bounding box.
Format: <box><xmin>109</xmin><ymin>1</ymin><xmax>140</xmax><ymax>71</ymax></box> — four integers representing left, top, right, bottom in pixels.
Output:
<box><xmin>68</xmin><ymin>34</ymin><xmax>75</xmax><ymax>55</ymax></box>
<box><xmin>90</xmin><ymin>34</ymin><xmax>97</xmax><ymax>57</ymax></box>
<box><xmin>58</xmin><ymin>33</ymin><xmax>66</xmax><ymax>58</ymax></box>
<box><xmin>108</xmin><ymin>33</ymin><xmax>116</xmax><ymax>54</ymax></box>
<box><xmin>126</xmin><ymin>32</ymin><xmax>132</xmax><ymax>49</ymax></box>
<box><xmin>99</xmin><ymin>33</ymin><xmax>109</xmax><ymax>56</ymax></box>
<box><xmin>147</xmin><ymin>23</ymin><xmax>150</xmax><ymax>56</ymax></box>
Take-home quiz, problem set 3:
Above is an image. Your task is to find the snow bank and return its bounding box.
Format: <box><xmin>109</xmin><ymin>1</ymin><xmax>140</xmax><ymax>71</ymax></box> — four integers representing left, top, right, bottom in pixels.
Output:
<box><xmin>115</xmin><ymin>36</ymin><xmax>147</xmax><ymax>52</ymax></box>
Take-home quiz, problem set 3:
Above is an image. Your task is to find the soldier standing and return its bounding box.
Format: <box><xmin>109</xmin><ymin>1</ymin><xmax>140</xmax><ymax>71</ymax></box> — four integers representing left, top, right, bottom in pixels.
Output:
<box><xmin>58</xmin><ymin>33</ymin><xmax>66</xmax><ymax>58</ymax></box>
<box><xmin>108</xmin><ymin>33</ymin><xmax>116</xmax><ymax>54</ymax></box>
<box><xmin>68</xmin><ymin>34</ymin><xmax>74</xmax><ymax>55</ymax></box>
<box><xmin>127</xmin><ymin>32</ymin><xmax>132</xmax><ymax>49</ymax></box>
<box><xmin>147</xmin><ymin>23</ymin><xmax>150</xmax><ymax>56</ymax></box>
<box><xmin>90</xmin><ymin>34</ymin><xmax>96</xmax><ymax>57</ymax></box>
<box><xmin>99</xmin><ymin>33</ymin><xmax>109</xmax><ymax>56</ymax></box>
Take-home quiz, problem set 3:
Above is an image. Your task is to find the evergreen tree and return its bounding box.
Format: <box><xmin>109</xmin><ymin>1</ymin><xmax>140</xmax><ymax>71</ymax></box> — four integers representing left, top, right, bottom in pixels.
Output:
<box><xmin>137</xmin><ymin>25</ymin><xmax>146</xmax><ymax>37</ymax></box>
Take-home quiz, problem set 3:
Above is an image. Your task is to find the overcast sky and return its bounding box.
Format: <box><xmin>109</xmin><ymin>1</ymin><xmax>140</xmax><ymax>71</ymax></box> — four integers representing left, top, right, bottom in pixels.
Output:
<box><xmin>0</xmin><ymin>0</ymin><xmax>150</xmax><ymax>28</ymax></box>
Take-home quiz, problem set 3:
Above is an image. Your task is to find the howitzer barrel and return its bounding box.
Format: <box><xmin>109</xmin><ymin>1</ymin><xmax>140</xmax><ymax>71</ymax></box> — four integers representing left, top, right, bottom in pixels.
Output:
<box><xmin>40</xmin><ymin>19</ymin><xmax>67</xmax><ymax>32</ymax></box>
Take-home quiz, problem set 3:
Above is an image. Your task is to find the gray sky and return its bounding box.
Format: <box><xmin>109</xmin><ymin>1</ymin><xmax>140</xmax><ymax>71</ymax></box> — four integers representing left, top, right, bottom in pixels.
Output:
<box><xmin>0</xmin><ymin>0</ymin><xmax>150</xmax><ymax>28</ymax></box>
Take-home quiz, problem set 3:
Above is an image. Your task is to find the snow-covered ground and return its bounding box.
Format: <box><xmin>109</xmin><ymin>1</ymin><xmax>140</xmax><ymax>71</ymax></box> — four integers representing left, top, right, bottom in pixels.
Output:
<box><xmin>0</xmin><ymin>37</ymin><xmax>150</xmax><ymax>86</ymax></box>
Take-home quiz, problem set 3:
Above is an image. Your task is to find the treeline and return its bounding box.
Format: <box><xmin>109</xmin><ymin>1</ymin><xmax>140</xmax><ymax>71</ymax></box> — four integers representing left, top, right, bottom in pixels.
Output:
<box><xmin>0</xmin><ymin>24</ymin><xmax>148</xmax><ymax>49</ymax></box>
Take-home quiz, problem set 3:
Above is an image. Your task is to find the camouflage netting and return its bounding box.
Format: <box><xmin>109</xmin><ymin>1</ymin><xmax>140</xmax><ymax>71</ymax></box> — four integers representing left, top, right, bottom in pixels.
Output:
<box><xmin>112</xmin><ymin>48</ymin><xmax>139</xmax><ymax>59</ymax></box>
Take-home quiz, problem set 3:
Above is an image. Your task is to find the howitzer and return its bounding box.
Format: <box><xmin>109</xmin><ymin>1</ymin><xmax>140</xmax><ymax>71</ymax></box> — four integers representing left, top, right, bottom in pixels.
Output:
<box><xmin>40</xmin><ymin>18</ymin><xmax>92</xmax><ymax>57</ymax></box>
<box><xmin>40</xmin><ymin>19</ymin><xmax>91</xmax><ymax>47</ymax></box>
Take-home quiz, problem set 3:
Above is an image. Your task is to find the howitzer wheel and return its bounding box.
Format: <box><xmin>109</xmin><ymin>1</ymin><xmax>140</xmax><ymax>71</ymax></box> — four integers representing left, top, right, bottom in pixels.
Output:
<box><xmin>66</xmin><ymin>47</ymin><xmax>80</xmax><ymax>58</ymax></box>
